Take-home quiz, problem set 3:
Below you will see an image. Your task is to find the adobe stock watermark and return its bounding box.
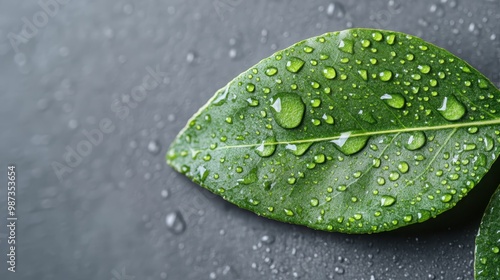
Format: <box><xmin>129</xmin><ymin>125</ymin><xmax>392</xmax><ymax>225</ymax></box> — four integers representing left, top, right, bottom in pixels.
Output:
<box><xmin>370</xmin><ymin>0</ymin><xmax>403</xmax><ymax>29</ymax></box>
<box><xmin>7</xmin><ymin>0</ymin><xmax>71</xmax><ymax>53</ymax></box>
<box><xmin>51</xmin><ymin>65</ymin><xmax>168</xmax><ymax>183</ymax></box>
<box><xmin>212</xmin><ymin>0</ymin><xmax>243</xmax><ymax>21</ymax></box>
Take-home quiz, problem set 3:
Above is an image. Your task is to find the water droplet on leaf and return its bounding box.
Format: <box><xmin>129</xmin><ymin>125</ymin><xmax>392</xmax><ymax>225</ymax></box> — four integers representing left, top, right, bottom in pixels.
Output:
<box><xmin>271</xmin><ymin>93</ymin><xmax>305</xmax><ymax>129</ymax></box>
<box><xmin>286</xmin><ymin>57</ymin><xmax>305</xmax><ymax>73</ymax></box>
<box><xmin>322</xmin><ymin>67</ymin><xmax>337</xmax><ymax>79</ymax></box>
<box><xmin>418</xmin><ymin>65</ymin><xmax>431</xmax><ymax>74</ymax></box>
<box><xmin>372</xmin><ymin>32</ymin><xmax>383</xmax><ymax>41</ymax></box>
<box><xmin>332</xmin><ymin>133</ymin><xmax>369</xmax><ymax>155</ymax></box>
<box><xmin>379</xmin><ymin>70</ymin><xmax>393</xmax><ymax>81</ymax></box>
<box><xmin>265</xmin><ymin>67</ymin><xmax>278</xmax><ymax>76</ymax></box>
<box><xmin>389</xmin><ymin>172</ymin><xmax>400</xmax><ymax>181</ymax></box>
<box><xmin>397</xmin><ymin>162</ymin><xmax>409</xmax><ymax>173</ymax></box>
<box><xmin>291</xmin><ymin>142</ymin><xmax>313</xmax><ymax>156</ymax></box>
<box><xmin>255</xmin><ymin>137</ymin><xmax>277</xmax><ymax>157</ymax></box>
<box><xmin>338</xmin><ymin>39</ymin><xmax>354</xmax><ymax>54</ymax></box>
<box><xmin>381</xmin><ymin>195</ymin><xmax>396</xmax><ymax>207</ymax></box>
<box><xmin>310</xmin><ymin>198</ymin><xmax>319</xmax><ymax>207</ymax></box>
<box><xmin>358</xmin><ymin>69</ymin><xmax>368</xmax><ymax>81</ymax></box>
<box><xmin>440</xmin><ymin>194</ymin><xmax>453</xmax><ymax>203</ymax></box>
<box><xmin>437</xmin><ymin>95</ymin><xmax>466</xmax><ymax>121</ymax></box>
<box><xmin>404</xmin><ymin>131</ymin><xmax>427</xmax><ymax>151</ymax></box>
<box><xmin>381</xmin><ymin>93</ymin><xmax>405</xmax><ymax>109</ymax></box>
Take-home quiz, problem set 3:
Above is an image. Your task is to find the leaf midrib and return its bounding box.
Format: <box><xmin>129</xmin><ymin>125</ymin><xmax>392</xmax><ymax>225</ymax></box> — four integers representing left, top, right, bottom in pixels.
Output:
<box><xmin>207</xmin><ymin>118</ymin><xmax>500</xmax><ymax>152</ymax></box>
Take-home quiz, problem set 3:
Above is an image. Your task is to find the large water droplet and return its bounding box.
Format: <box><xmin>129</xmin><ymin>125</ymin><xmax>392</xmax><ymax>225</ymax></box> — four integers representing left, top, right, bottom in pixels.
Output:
<box><xmin>286</xmin><ymin>57</ymin><xmax>305</xmax><ymax>73</ymax></box>
<box><xmin>358</xmin><ymin>69</ymin><xmax>368</xmax><ymax>81</ymax></box>
<box><xmin>386</xmin><ymin>34</ymin><xmax>396</xmax><ymax>45</ymax></box>
<box><xmin>310</xmin><ymin>198</ymin><xmax>319</xmax><ymax>207</ymax></box>
<box><xmin>246</xmin><ymin>83</ymin><xmax>255</xmax><ymax>93</ymax></box>
<box><xmin>389</xmin><ymin>172</ymin><xmax>400</xmax><ymax>181</ymax></box>
<box><xmin>261</xmin><ymin>234</ymin><xmax>275</xmax><ymax>244</ymax></box>
<box><xmin>377</xmin><ymin>177</ymin><xmax>385</xmax><ymax>185</ymax></box>
<box><xmin>161</xmin><ymin>189</ymin><xmax>169</xmax><ymax>199</ymax></box>
<box><xmin>310</xmin><ymin>98</ymin><xmax>321</xmax><ymax>107</ymax></box>
<box><xmin>371</xmin><ymin>31</ymin><xmax>383</xmax><ymax>41</ymax></box>
<box><xmin>484</xmin><ymin>135</ymin><xmax>494</xmax><ymax>152</ymax></box>
<box><xmin>403</xmin><ymin>215</ymin><xmax>412</xmax><ymax>222</ymax></box>
<box><xmin>197</xmin><ymin>165</ymin><xmax>209</xmax><ymax>182</ymax></box>
<box><xmin>322</xmin><ymin>66</ymin><xmax>337</xmax><ymax>79</ymax></box>
<box><xmin>332</xmin><ymin>132</ymin><xmax>369</xmax><ymax>155</ymax></box>
<box><xmin>381</xmin><ymin>93</ymin><xmax>405</xmax><ymax>109</ymax></box>
<box><xmin>440</xmin><ymin>194</ymin><xmax>453</xmax><ymax>203</ymax></box>
<box><xmin>361</xmin><ymin>39</ymin><xmax>371</xmax><ymax>48</ymax></box>
<box><xmin>271</xmin><ymin>92</ymin><xmax>305</xmax><ymax>129</ymax></box>
<box><xmin>255</xmin><ymin>137</ymin><xmax>277</xmax><ymax>157</ymax></box>
<box><xmin>291</xmin><ymin>142</ymin><xmax>313</xmax><ymax>156</ymax></box>
<box><xmin>404</xmin><ymin>131</ymin><xmax>426</xmax><ymax>150</ymax></box>
<box><xmin>418</xmin><ymin>64</ymin><xmax>431</xmax><ymax>74</ymax></box>
<box><xmin>379</xmin><ymin>70</ymin><xmax>393</xmax><ymax>82</ymax></box>
<box><xmin>147</xmin><ymin>140</ymin><xmax>161</xmax><ymax>155</ymax></box>
<box><xmin>417</xmin><ymin>210</ymin><xmax>431</xmax><ymax>222</ymax></box>
<box><xmin>326</xmin><ymin>2</ymin><xmax>345</xmax><ymax>18</ymax></box>
<box><xmin>322</xmin><ymin>114</ymin><xmax>335</xmax><ymax>124</ymax></box>
<box><xmin>463</xmin><ymin>143</ymin><xmax>476</xmax><ymax>151</ymax></box>
<box><xmin>437</xmin><ymin>95</ymin><xmax>466</xmax><ymax>121</ymax></box>
<box><xmin>265</xmin><ymin>67</ymin><xmax>278</xmax><ymax>76</ymax></box>
<box><xmin>380</xmin><ymin>195</ymin><xmax>396</xmax><ymax>207</ymax></box>
<box><xmin>314</xmin><ymin>153</ymin><xmax>326</xmax><ymax>163</ymax></box>
<box><xmin>165</xmin><ymin>211</ymin><xmax>186</xmax><ymax>235</ymax></box>
<box><xmin>477</xmin><ymin>78</ymin><xmax>489</xmax><ymax>89</ymax></box>
<box><xmin>338</xmin><ymin>39</ymin><xmax>354</xmax><ymax>54</ymax></box>
<box><xmin>397</xmin><ymin>161</ymin><xmax>409</xmax><ymax>173</ymax></box>
<box><xmin>247</xmin><ymin>98</ymin><xmax>259</xmax><ymax>107</ymax></box>
<box><xmin>492</xmin><ymin>246</ymin><xmax>500</xmax><ymax>254</ymax></box>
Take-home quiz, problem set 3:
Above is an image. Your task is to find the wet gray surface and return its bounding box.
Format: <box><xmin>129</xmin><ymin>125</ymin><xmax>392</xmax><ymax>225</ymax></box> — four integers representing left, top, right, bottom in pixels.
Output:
<box><xmin>0</xmin><ymin>0</ymin><xmax>500</xmax><ymax>279</ymax></box>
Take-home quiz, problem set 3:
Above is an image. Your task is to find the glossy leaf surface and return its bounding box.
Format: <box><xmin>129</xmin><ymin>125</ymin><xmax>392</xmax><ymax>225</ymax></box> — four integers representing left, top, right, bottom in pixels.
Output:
<box><xmin>167</xmin><ymin>28</ymin><xmax>500</xmax><ymax>233</ymax></box>
<box><xmin>475</xmin><ymin>185</ymin><xmax>500</xmax><ymax>279</ymax></box>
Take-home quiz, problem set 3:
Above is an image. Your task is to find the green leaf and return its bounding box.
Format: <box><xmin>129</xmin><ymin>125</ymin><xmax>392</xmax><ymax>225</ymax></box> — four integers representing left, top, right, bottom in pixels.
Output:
<box><xmin>167</xmin><ymin>28</ymin><xmax>500</xmax><ymax>233</ymax></box>
<box><xmin>475</xmin><ymin>185</ymin><xmax>500</xmax><ymax>279</ymax></box>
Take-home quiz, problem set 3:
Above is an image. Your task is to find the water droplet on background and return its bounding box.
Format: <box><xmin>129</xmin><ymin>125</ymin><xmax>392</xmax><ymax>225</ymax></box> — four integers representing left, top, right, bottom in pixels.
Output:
<box><xmin>326</xmin><ymin>2</ymin><xmax>345</xmax><ymax>19</ymax></box>
<box><xmin>161</xmin><ymin>189</ymin><xmax>169</xmax><ymax>199</ymax></box>
<box><xmin>186</xmin><ymin>51</ymin><xmax>196</xmax><ymax>64</ymax></box>
<box><xmin>261</xmin><ymin>234</ymin><xmax>276</xmax><ymax>244</ymax></box>
<box><xmin>165</xmin><ymin>211</ymin><xmax>186</xmax><ymax>235</ymax></box>
<box><xmin>148</xmin><ymin>140</ymin><xmax>161</xmax><ymax>155</ymax></box>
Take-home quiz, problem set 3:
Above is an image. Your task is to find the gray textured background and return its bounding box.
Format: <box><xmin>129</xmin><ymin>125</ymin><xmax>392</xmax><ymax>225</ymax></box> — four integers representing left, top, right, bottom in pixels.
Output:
<box><xmin>1</xmin><ymin>0</ymin><xmax>500</xmax><ymax>279</ymax></box>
